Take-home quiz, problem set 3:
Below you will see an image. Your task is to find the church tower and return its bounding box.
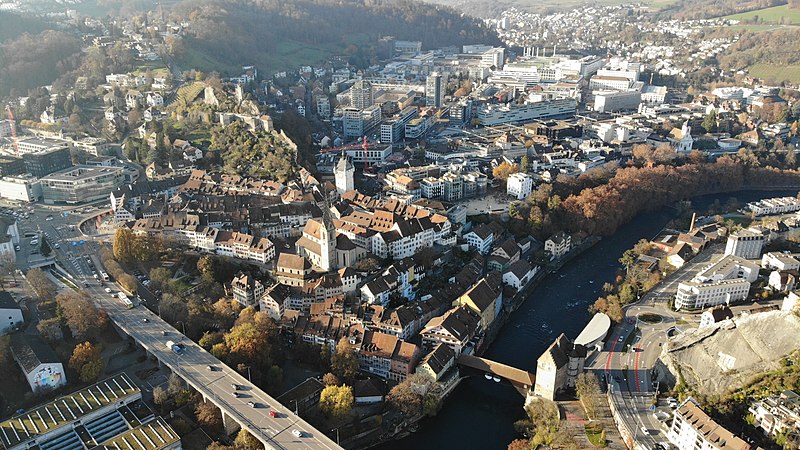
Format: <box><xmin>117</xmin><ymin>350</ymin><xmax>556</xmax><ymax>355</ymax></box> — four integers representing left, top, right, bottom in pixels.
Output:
<box><xmin>334</xmin><ymin>151</ymin><xmax>354</xmax><ymax>194</ymax></box>
<box><xmin>319</xmin><ymin>206</ymin><xmax>338</xmax><ymax>271</ymax></box>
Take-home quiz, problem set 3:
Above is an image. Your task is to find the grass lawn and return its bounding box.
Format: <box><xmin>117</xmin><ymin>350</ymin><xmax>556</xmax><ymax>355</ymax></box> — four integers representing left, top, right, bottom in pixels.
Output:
<box><xmin>724</xmin><ymin>4</ymin><xmax>800</xmax><ymax>24</ymax></box>
<box><xmin>585</xmin><ymin>423</ymin><xmax>607</xmax><ymax>447</ymax></box>
<box><xmin>748</xmin><ymin>63</ymin><xmax>800</xmax><ymax>84</ymax></box>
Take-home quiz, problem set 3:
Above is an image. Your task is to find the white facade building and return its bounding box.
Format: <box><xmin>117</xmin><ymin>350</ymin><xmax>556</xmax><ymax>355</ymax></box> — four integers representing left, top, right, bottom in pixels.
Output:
<box><xmin>724</xmin><ymin>228</ymin><xmax>765</xmax><ymax>259</ymax></box>
<box><xmin>334</xmin><ymin>153</ymin><xmax>354</xmax><ymax>194</ymax></box>
<box><xmin>668</xmin><ymin>398</ymin><xmax>750</xmax><ymax>450</ymax></box>
<box><xmin>476</xmin><ymin>98</ymin><xmax>576</xmax><ymax>126</ymax></box>
<box><xmin>507</xmin><ymin>172</ymin><xmax>533</xmax><ymax>200</ymax></box>
<box><xmin>0</xmin><ymin>176</ymin><xmax>42</xmax><ymax>202</ymax></box>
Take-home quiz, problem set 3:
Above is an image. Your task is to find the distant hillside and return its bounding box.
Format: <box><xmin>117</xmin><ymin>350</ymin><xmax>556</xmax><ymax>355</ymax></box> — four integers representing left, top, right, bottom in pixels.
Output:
<box><xmin>657</xmin><ymin>0</ymin><xmax>793</xmax><ymax>20</ymax></box>
<box><xmin>169</xmin><ymin>0</ymin><xmax>502</xmax><ymax>75</ymax></box>
<box><xmin>0</xmin><ymin>11</ymin><xmax>48</xmax><ymax>42</ymax></box>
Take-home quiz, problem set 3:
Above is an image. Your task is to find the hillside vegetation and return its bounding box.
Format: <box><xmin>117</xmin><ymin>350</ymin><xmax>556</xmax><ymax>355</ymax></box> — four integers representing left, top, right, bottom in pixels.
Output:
<box><xmin>661</xmin><ymin>0</ymin><xmax>799</xmax><ymax>20</ymax></box>
<box><xmin>0</xmin><ymin>11</ymin><xmax>49</xmax><ymax>42</ymax></box>
<box><xmin>169</xmin><ymin>0</ymin><xmax>501</xmax><ymax>74</ymax></box>
<box><xmin>0</xmin><ymin>30</ymin><xmax>82</xmax><ymax>97</ymax></box>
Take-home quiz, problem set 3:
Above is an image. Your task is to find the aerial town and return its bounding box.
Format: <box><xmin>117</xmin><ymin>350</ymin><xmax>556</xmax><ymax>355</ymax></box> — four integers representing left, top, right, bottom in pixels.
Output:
<box><xmin>0</xmin><ymin>1</ymin><xmax>799</xmax><ymax>450</ymax></box>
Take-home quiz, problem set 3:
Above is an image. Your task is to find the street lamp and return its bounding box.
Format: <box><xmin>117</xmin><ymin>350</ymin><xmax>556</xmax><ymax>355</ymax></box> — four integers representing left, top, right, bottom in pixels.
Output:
<box><xmin>291</xmin><ymin>399</ymin><xmax>299</xmax><ymax>415</ymax></box>
<box><xmin>331</xmin><ymin>427</ymin><xmax>340</xmax><ymax>445</ymax></box>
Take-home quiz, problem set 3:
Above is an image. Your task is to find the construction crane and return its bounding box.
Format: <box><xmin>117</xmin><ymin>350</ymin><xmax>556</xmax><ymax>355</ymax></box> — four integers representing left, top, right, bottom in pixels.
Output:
<box><xmin>320</xmin><ymin>136</ymin><xmax>384</xmax><ymax>170</ymax></box>
<box><xmin>4</xmin><ymin>105</ymin><xmax>19</xmax><ymax>156</ymax></box>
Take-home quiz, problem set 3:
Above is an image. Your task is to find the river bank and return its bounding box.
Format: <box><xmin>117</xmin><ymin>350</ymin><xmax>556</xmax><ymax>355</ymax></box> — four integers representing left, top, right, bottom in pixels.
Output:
<box><xmin>377</xmin><ymin>188</ymin><xmax>798</xmax><ymax>450</ymax></box>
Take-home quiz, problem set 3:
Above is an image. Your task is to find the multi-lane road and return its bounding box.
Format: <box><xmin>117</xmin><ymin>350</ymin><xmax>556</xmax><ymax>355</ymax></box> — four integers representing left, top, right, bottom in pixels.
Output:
<box><xmin>82</xmin><ymin>280</ymin><xmax>341</xmax><ymax>450</ymax></box>
<box><xmin>586</xmin><ymin>244</ymin><xmax>725</xmax><ymax>448</ymax></box>
<box><xmin>7</xmin><ymin>200</ymin><xmax>342</xmax><ymax>450</ymax></box>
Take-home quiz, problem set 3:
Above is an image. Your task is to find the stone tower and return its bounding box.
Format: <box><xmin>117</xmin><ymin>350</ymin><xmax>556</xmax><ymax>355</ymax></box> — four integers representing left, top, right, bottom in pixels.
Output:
<box><xmin>334</xmin><ymin>151</ymin><xmax>354</xmax><ymax>194</ymax></box>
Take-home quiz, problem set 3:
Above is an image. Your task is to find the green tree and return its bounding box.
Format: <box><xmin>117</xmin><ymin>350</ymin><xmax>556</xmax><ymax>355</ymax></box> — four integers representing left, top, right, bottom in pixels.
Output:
<box><xmin>619</xmin><ymin>248</ymin><xmax>638</xmax><ymax>275</ymax></box>
<box><xmin>702</xmin><ymin>110</ymin><xmax>717</xmax><ymax>133</ymax></box>
<box><xmin>319</xmin><ymin>384</ymin><xmax>354</xmax><ymax>418</ymax></box>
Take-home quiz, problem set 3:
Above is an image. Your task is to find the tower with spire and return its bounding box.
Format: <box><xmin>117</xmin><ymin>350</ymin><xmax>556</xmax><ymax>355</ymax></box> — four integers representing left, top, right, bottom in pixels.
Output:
<box><xmin>334</xmin><ymin>150</ymin><xmax>354</xmax><ymax>194</ymax></box>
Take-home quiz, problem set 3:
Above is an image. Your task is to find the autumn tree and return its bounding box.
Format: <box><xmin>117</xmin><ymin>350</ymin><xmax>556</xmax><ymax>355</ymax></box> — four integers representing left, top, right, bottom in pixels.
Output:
<box><xmin>233</xmin><ymin>429</ymin><xmax>263</xmax><ymax>450</ymax></box>
<box><xmin>113</xmin><ymin>228</ymin><xmax>136</xmax><ymax>262</ymax></box>
<box><xmin>322</xmin><ymin>372</ymin><xmax>340</xmax><ymax>386</ymax></box>
<box><xmin>195</xmin><ymin>401</ymin><xmax>223</xmax><ymax>431</ymax></box>
<box><xmin>492</xmin><ymin>161</ymin><xmax>519</xmax><ymax>181</ymax></box>
<box><xmin>319</xmin><ymin>384</ymin><xmax>354</xmax><ymax>418</ymax></box>
<box><xmin>37</xmin><ymin>317</ymin><xmax>63</xmax><ymax>342</ymax></box>
<box><xmin>575</xmin><ymin>373</ymin><xmax>602</xmax><ymax>419</ymax></box>
<box><xmin>69</xmin><ymin>341</ymin><xmax>104</xmax><ymax>382</ymax></box>
<box><xmin>331</xmin><ymin>339</ymin><xmax>359</xmax><ymax>381</ymax></box>
<box><xmin>153</xmin><ymin>386</ymin><xmax>168</xmax><ymax>407</ymax></box>
<box><xmin>206</xmin><ymin>443</ymin><xmax>234</xmax><ymax>450</ymax></box>
<box><xmin>57</xmin><ymin>291</ymin><xmax>109</xmax><ymax>340</ymax></box>
<box><xmin>26</xmin><ymin>268</ymin><xmax>56</xmax><ymax>300</ymax></box>
<box><xmin>387</xmin><ymin>379</ymin><xmax>422</xmax><ymax>416</ymax></box>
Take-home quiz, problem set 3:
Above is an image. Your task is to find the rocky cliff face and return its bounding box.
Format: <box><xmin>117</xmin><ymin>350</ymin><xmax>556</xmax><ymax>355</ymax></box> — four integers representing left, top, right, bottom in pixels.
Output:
<box><xmin>657</xmin><ymin>309</ymin><xmax>800</xmax><ymax>396</ymax></box>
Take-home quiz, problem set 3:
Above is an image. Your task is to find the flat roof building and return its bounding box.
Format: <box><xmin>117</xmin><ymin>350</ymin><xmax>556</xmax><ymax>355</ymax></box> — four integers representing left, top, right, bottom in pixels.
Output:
<box><xmin>40</xmin><ymin>165</ymin><xmax>125</xmax><ymax>204</ymax></box>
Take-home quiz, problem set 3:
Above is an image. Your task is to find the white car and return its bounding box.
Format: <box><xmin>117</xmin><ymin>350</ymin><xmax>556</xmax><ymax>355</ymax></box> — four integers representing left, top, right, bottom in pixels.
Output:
<box><xmin>291</xmin><ymin>429</ymin><xmax>303</xmax><ymax>438</ymax></box>
<box><xmin>104</xmin><ymin>287</ymin><xmax>112</xmax><ymax>293</ymax></box>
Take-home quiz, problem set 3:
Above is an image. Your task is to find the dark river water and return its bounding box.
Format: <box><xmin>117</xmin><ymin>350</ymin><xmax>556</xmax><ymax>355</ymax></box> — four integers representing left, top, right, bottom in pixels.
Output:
<box><xmin>378</xmin><ymin>189</ymin><xmax>798</xmax><ymax>450</ymax></box>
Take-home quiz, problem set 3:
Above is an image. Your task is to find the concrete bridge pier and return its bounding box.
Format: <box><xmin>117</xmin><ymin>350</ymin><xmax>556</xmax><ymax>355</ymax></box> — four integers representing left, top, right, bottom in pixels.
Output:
<box><xmin>222</xmin><ymin>410</ymin><xmax>241</xmax><ymax>436</ymax></box>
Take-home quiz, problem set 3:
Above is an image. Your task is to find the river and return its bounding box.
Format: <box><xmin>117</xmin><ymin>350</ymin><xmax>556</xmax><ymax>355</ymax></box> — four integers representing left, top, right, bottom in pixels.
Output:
<box><xmin>378</xmin><ymin>189</ymin><xmax>798</xmax><ymax>450</ymax></box>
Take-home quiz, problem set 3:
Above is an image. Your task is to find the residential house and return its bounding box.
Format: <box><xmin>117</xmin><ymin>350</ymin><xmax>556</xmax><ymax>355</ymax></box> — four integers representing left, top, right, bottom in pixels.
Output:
<box><xmin>260</xmin><ymin>283</ymin><xmax>291</xmax><ymax>320</ymax></box>
<box><xmin>769</xmin><ymin>270</ymin><xmax>798</xmax><ymax>293</ymax></box>
<box><xmin>463</xmin><ymin>223</ymin><xmax>499</xmax><ymax>255</ymax></box>
<box><xmin>668</xmin><ymin>398</ymin><xmax>751</xmax><ymax>450</ymax></box>
<box><xmin>454</xmin><ymin>272</ymin><xmax>503</xmax><ymax>330</ymax></box>
<box><xmin>231</xmin><ymin>272</ymin><xmax>265</xmax><ymax>307</ymax></box>
<box><xmin>748</xmin><ymin>390</ymin><xmax>800</xmax><ymax>439</ymax></box>
<box><xmin>356</xmin><ymin>330</ymin><xmax>421</xmax><ymax>382</ymax></box>
<box><xmin>420</xmin><ymin>305</ymin><xmax>482</xmax><ymax>355</ymax></box>
<box><xmin>503</xmin><ymin>260</ymin><xmax>538</xmax><ymax>291</ymax></box>
<box><xmin>338</xmin><ymin>267</ymin><xmax>361</xmax><ymax>295</ymax></box>
<box><xmin>545</xmin><ymin>232</ymin><xmax>571</xmax><ymax>260</ymax></box>
<box><xmin>698</xmin><ymin>305</ymin><xmax>734</xmax><ymax>329</ymax></box>
<box><xmin>415</xmin><ymin>343</ymin><xmax>456</xmax><ymax>383</ymax></box>
<box><xmin>488</xmin><ymin>239</ymin><xmax>521</xmax><ymax>272</ymax></box>
<box><xmin>0</xmin><ymin>292</ymin><xmax>23</xmax><ymax>335</ymax></box>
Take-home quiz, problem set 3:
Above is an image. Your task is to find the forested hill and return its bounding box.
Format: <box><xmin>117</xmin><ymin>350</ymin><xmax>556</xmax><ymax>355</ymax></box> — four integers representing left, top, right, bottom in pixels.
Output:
<box><xmin>658</xmin><ymin>0</ymin><xmax>795</xmax><ymax>20</ymax></box>
<box><xmin>0</xmin><ymin>11</ymin><xmax>48</xmax><ymax>42</ymax></box>
<box><xmin>169</xmin><ymin>0</ymin><xmax>502</xmax><ymax>74</ymax></box>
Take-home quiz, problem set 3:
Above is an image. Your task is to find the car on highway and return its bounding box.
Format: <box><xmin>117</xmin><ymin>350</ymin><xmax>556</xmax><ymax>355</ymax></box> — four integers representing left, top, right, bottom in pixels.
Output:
<box><xmin>292</xmin><ymin>429</ymin><xmax>303</xmax><ymax>438</ymax></box>
<box><xmin>166</xmin><ymin>340</ymin><xmax>185</xmax><ymax>354</ymax></box>
<box><xmin>207</xmin><ymin>365</ymin><xmax>215</xmax><ymax>371</ymax></box>
<box><xmin>142</xmin><ymin>318</ymin><xmax>149</xmax><ymax>323</ymax></box>
<box><xmin>231</xmin><ymin>383</ymin><xmax>239</xmax><ymax>390</ymax></box>
<box><xmin>247</xmin><ymin>401</ymin><xmax>256</xmax><ymax>408</ymax></box>
<box><xmin>640</xmin><ymin>426</ymin><xmax>649</xmax><ymax>435</ymax></box>
<box><xmin>233</xmin><ymin>392</ymin><xmax>241</xmax><ymax>398</ymax></box>
<box><xmin>105</xmin><ymin>287</ymin><xmax>112</xmax><ymax>293</ymax></box>
<box><xmin>269</xmin><ymin>410</ymin><xmax>279</xmax><ymax>418</ymax></box>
